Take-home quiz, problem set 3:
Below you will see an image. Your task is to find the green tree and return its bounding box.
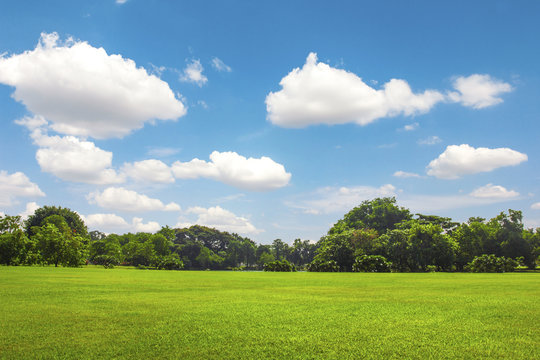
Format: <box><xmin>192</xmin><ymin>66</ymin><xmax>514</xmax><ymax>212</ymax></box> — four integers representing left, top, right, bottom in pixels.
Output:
<box><xmin>0</xmin><ymin>215</ymin><xmax>31</xmax><ymax>265</ymax></box>
<box><xmin>26</xmin><ymin>206</ymin><xmax>87</xmax><ymax>237</ymax></box>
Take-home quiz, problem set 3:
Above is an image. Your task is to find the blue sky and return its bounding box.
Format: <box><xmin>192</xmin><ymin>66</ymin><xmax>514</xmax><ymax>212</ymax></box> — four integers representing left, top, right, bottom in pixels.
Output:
<box><xmin>1</xmin><ymin>0</ymin><xmax>539</xmax><ymax>243</ymax></box>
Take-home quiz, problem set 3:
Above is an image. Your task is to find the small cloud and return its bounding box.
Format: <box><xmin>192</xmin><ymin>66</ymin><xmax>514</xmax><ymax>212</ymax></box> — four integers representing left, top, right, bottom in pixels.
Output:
<box><xmin>470</xmin><ymin>183</ymin><xmax>519</xmax><ymax>199</ymax></box>
<box><xmin>211</xmin><ymin>57</ymin><xmax>232</xmax><ymax>72</ymax></box>
<box><xmin>146</xmin><ymin>147</ymin><xmax>181</xmax><ymax>158</ymax></box>
<box><xmin>116</xmin><ymin>0</ymin><xmax>128</xmax><ymax>4</ymax></box>
<box><xmin>180</xmin><ymin>59</ymin><xmax>207</xmax><ymax>86</ymax></box>
<box><xmin>418</xmin><ymin>135</ymin><xmax>442</xmax><ymax>145</ymax></box>
<box><xmin>402</xmin><ymin>122</ymin><xmax>419</xmax><ymax>131</ymax></box>
<box><xmin>393</xmin><ymin>170</ymin><xmax>421</xmax><ymax>178</ymax></box>
<box><xmin>531</xmin><ymin>202</ymin><xmax>540</xmax><ymax>210</ymax></box>
<box><xmin>448</xmin><ymin>74</ymin><xmax>513</xmax><ymax>109</ymax></box>
<box><xmin>197</xmin><ymin>100</ymin><xmax>209</xmax><ymax>109</ymax></box>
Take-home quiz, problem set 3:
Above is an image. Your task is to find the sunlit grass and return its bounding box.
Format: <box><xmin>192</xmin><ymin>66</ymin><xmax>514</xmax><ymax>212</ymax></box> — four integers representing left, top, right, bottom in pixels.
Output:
<box><xmin>1</xmin><ymin>267</ymin><xmax>538</xmax><ymax>359</ymax></box>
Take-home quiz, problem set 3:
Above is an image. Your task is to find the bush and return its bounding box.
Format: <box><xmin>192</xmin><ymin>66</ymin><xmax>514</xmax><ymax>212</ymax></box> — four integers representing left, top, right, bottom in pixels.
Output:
<box><xmin>263</xmin><ymin>259</ymin><xmax>296</xmax><ymax>272</ymax></box>
<box><xmin>156</xmin><ymin>254</ymin><xmax>184</xmax><ymax>270</ymax></box>
<box><xmin>465</xmin><ymin>254</ymin><xmax>518</xmax><ymax>273</ymax></box>
<box><xmin>93</xmin><ymin>255</ymin><xmax>120</xmax><ymax>269</ymax></box>
<box><xmin>352</xmin><ymin>255</ymin><xmax>392</xmax><ymax>272</ymax></box>
<box><xmin>426</xmin><ymin>265</ymin><xmax>438</xmax><ymax>273</ymax></box>
<box><xmin>307</xmin><ymin>259</ymin><xmax>339</xmax><ymax>272</ymax></box>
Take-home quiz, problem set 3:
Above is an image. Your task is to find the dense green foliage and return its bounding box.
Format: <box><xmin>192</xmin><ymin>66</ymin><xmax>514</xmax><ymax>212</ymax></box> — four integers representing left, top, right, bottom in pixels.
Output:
<box><xmin>309</xmin><ymin>197</ymin><xmax>539</xmax><ymax>272</ymax></box>
<box><xmin>352</xmin><ymin>255</ymin><xmax>392</xmax><ymax>272</ymax></box>
<box><xmin>0</xmin><ymin>267</ymin><xmax>538</xmax><ymax>359</ymax></box>
<box><xmin>1</xmin><ymin>199</ymin><xmax>539</xmax><ymax>272</ymax></box>
<box><xmin>465</xmin><ymin>254</ymin><xmax>518</xmax><ymax>273</ymax></box>
<box><xmin>263</xmin><ymin>259</ymin><xmax>296</xmax><ymax>272</ymax></box>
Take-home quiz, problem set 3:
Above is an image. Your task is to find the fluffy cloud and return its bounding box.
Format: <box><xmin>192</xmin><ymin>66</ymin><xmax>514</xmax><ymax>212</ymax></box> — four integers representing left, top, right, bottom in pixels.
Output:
<box><xmin>178</xmin><ymin>206</ymin><xmax>262</xmax><ymax>235</ymax></box>
<box><xmin>470</xmin><ymin>184</ymin><xmax>519</xmax><ymax>199</ymax></box>
<box><xmin>87</xmin><ymin>187</ymin><xmax>180</xmax><ymax>212</ymax></box>
<box><xmin>211</xmin><ymin>57</ymin><xmax>232</xmax><ymax>72</ymax></box>
<box><xmin>448</xmin><ymin>74</ymin><xmax>513</xmax><ymax>109</ymax></box>
<box><xmin>427</xmin><ymin>144</ymin><xmax>527</xmax><ymax>179</ymax></box>
<box><xmin>19</xmin><ymin>202</ymin><xmax>40</xmax><ymax>220</ymax></box>
<box><xmin>122</xmin><ymin>159</ymin><xmax>175</xmax><ymax>184</ymax></box>
<box><xmin>30</xmin><ymin>128</ymin><xmax>125</xmax><ymax>184</ymax></box>
<box><xmin>393</xmin><ymin>171</ymin><xmax>421</xmax><ymax>178</ymax></box>
<box><xmin>288</xmin><ymin>184</ymin><xmax>397</xmax><ymax>215</ymax></box>
<box><xmin>172</xmin><ymin>151</ymin><xmax>291</xmax><ymax>191</ymax></box>
<box><xmin>83</xmin><ymin>213</ymin><xmax>160</xmax><ymax>233</ymax></box>
<box><xmin>266</xmin><ymin>53</ymin><xmax>444</xmax><ymax>128</ymax></box>
<box><xmin>531</xmin><ymin>202</ymin><xmax>540</xmax><ymax>210</ymax></box>
<box><xmin>180</xmin><ymin>59</ymin><xmax>207</xmax><ymax>86</ymax></box>
<box><xmin>403</xmin><ymin>122</ymin><xmax>419</xmax><ymax>131</ymax></box>
<box><xmin>0</xmin><ymin>170</ymin><xmax>45</xmax><ymax>206</ymax></box>
<box><xmin>0</xmin><ymin>32</ymin><xmax>185</xmax><ymax>139</ymax></box>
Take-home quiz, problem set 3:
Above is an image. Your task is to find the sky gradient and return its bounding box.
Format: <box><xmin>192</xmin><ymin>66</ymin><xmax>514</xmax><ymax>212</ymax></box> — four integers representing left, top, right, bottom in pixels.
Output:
<box><xmin>1</xmin><ymin>0</ymin><xmax>539</xmax><ymax>243</ymax></box>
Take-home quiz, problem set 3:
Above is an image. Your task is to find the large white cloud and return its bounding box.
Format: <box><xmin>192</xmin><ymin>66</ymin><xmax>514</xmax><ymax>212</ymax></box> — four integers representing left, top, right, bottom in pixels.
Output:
<box><xmin>83</xmin><ymin>213</ymin><xmax>160</xmax><ymax>234</ymax></box>
<box><xmin>0</xmin><ymin>170</ymin><xmax>45</xmax><ymax>207</ymax></box>
<box><xmin>87</xmin><ymin>187</ymin><xmax>180</xmax><ymax>212</ymax></box>
<box><xmin>266</xmin><ymin>53</ymin><xmax>444</xmax><ymax>128</ymax></box>
<box><xmin>178</xmin><ymin>206</ymin><xmax>262</xmax><ymax>235</ymax></box>
<box><xmin>469</xmin><ymin>184</ymin><xmax>519</xmax><ymax>199</ymax></box>
<box><xmin>0</xmin><ymin>32</ymin><xmax>186</xmax><ymax>139</ymax></box>
<box><xmin>30</xmin><ymin>128</ymin><xmax>125</xmax><ymax>184</ymax></box>
<box><xmin>448</xmin><ymin>74</ymin><xmax>513</xmax><ymax>109</ymax></box>
<box><xmin>427</xmin><ymin>144</ymin><xmax>527</xmax><ymax>179</ymax></box>
<box><xmin>171</xmin><ymin>151</ymin><xmax>291</xmax><ymax>191</ymax></box>
<box><xmin>122</xmin><ymin>159</ymin><xmax>174</xmax><ymax>184</ymax></box>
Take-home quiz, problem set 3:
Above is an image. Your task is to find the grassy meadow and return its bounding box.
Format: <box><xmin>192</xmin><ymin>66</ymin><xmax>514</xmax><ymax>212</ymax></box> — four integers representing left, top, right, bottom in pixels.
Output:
<box><xmin>0</xmin><ymin>267</ymin><xmax>539</xmax><ymax>359</ymax></box>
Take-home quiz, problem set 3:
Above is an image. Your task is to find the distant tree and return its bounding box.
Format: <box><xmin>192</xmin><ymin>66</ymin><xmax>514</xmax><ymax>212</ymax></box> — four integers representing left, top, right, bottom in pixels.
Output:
<box><xmin>272</xmin><ymin>239</ymin><xmax>290</xmax><ymax>260</ymax></box>
<box><xmin>257</xmin><ymin>251</ymin><xmax>275</xmax><ymax>269</ymax></box>
<box><xmin>352</xmin><ymin>255</ymin><xmax>392</xmax><ymax>272</ymax></box>
<box><xmin>0</xmin><ymin>215</ymin><xmax>31</xmax><ymax>265</ymax></box>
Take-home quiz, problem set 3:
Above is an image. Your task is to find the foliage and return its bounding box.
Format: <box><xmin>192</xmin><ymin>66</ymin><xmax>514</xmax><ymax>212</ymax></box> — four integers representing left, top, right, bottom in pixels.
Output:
<box><xmin>25</xmin><ymin>205</ymin><xmax>88</xmax><ymax>237</ymax></box>
<box><xmin>93</xmin><ymin>255</ymin><xmax>120</xmax><ymax>269</ymax></box>
<box><xmin>352</xmin><ymin>255</ymin><xmax>392</xmax><ymax>272</ymax></box>
<box><xmin>263</xmin><ymin>259</ymin><xmax>296</xmax><ymax>272</ymax></box>
<box><xmin>156</xmin><ymin>254</ymin><xmax>184</xmax><ymax>270</ymax></box>
<box><xmin>465</xmin><ymin>254</ymin><xmax>518</xmax><ymax>273</ymax></box>
<box><xmin>307</xmin><ymin>259</ymin><xmax>339</xmax><ymax>272</ymax></box>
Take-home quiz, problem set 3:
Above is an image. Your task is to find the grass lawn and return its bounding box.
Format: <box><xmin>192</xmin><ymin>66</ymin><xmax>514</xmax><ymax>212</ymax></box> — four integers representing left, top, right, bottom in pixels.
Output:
<box><xmin>0</xmin><ymin>267</ymin><xmax>538</xmax><ymax>359</ymax></box>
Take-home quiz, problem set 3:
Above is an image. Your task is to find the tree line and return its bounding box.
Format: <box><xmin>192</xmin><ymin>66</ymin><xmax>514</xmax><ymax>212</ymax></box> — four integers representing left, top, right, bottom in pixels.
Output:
<box><xmin>1</xmin><ymin>198</ymin><xmax>539</xmax><ymax>272</ymax></box>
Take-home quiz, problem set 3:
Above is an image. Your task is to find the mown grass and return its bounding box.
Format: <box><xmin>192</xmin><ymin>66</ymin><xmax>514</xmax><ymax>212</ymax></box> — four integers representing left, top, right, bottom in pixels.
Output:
<box><xmin>0</xmin><ymin>267</ymin><xmax>538</xmax><ymax>359</ymax></box>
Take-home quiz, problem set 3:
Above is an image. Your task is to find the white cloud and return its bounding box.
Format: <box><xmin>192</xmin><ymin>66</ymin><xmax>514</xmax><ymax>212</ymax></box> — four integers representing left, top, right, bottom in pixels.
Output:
<box><xmin>180</xmin><ymin>59</ymin><xmax>207</xmax><ymax>86</ymax></box>
<box><xmin>531</xmin><ymin>202</ymin><xmax>540</xmax><ymax>210</ymax></box>
<box><xmin>146</xmin><ymin>147</ymin><xmax>181</xmax><ymax>158</ymax></box>
<box><xmin>0</xmin><ymin>32</ymin><xmax>186</xmax><ymax>139</ymax></box>
<box><xmin>30</xmin><ymin>128</ymin><xmax>125</xmax><ymax>184</ymax></box>
<box><xmin>403</xmin><ymin>122</ymin><xmax>419</xmax><ymax>131</ymax></box>
<box><xmin>83</xmin><ymin>213</ymin><xmax>160</xmax><ymax>233</ymax></box>
<box><xmin>116</xmin><ymin>0</ymin><xmax>128</xmax><ymax>4</ymax></box>
<box><xmin>288</xmin><ymin>184</ymin><xmax>397</xmax><ymax>215</ymax></box>
<box><xmin>418</xmin><ymin>135</ymin><xmax>442</xmax><ymax>145</ymax></box>
<box><xmin>266</xmin><ymin>52</ymin><xmax>444</xmax><ymax>128</ymax></box>
<box><xmin>393</xmin><ymin>171</ymin><xmax>421</xmax><ymax>178</ymax></box>
<box><xmin>178</xmin><ymin>206</ymin><xmax>262</xmax><ymax>235</ymax></box>
<box><xmin>14</xmin><ymin>115</ymin><xmax>47</xmax><ymax>130</ymax></box>
<box><xmin>87</xmin><ymin>187</ymin><xmax>180</xmax><ymax>212</ymax></box>
<box><xmin>171</xmin><ymin>151</ymin><xmax>291</xmax><ymax>191</ymax></box>
<box><xmin>470</xmin><ymin>184</ymin><xmax>519</xmax><ymax>199</ymax></box>
<box><xmin>427</xmin><ymin>144</ymin><xmax>527</xmax><ymax>179</ymax></box>
<box><xmin>0</xmin><ymin>170</ymin><xmax>45</xmax><ymax>206</ymax></box>
<box><xmin>19</xmin><ymin>202</ymin><xmax>40</xmax><ymax>220</ymax></box>
<box><xmin>448</xmin><ymin>74</ymin><xmax>513</xmax><ymax>109</ymax></box>
<box><xmin>122</xmin><ymin>159</ymin><xmax>175</xmax><ymax>184</ymax></box>
<box><xmin>211</xmin><ymin>57</ymin><xmax>232</xmax><ymax>72</ymax></box>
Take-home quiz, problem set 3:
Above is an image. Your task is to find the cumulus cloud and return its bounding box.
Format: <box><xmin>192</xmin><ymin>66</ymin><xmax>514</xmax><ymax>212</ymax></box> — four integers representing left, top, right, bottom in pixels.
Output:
<box><xmin>0</xmin><ymin>170</ymin><xmax>45</xmax><ymax>206</ymax></box>
<box><xmin>180</xmin><ymin>59</ymin><xmax>207</xmax><ymax>86</ymax></box>
<box><xmin>0</xmin><ymin>32</ymin><xmax>186</xmax><ymax>139</ymax></box>
<box><xmin>122</xmin><ymin>159</ymin><xmax>174</xmax><ymax>184</ymax></box>
<box><xmin>427</xmin><ymin>144</ymin><xmax>527</xmax><ymax>179</ymax></box>
<box><xmin>418</xmin><ymin>135</ymin><xmax>442</xmax><ymax>145</ymax></box>
<box><xmin>393</xmin><ymin>171</ymin><xmax>421</xmax><ymax>178</ymax></box>
<box><xmin>266</xmin><ymin>52</ymin><xmax>444</xmax><ymax>128</ymax></box>
<box><xmin>288</xmin><ymin>184</ymin><xmax>396</xmax><ymax>215</ymax></box>
<box><xmin>470</xmin><ymin>184</ymin><xmax>519</xmax><ymax>199</ymax></box>
<box><xmin>29</xmin><ymin>128</ymin><xmax>125</xmax><ymax>184</ymax></box>
<box><xmin>83</xmin><ymin>213</ymin><xmax>160</xmax><ymax>233</ymax></box>
<box><xmin>19</xmin><ymin>202</ymin><xmax>40</xmax><ymax>220</ymax></box>
<box><xmin>531</xmin><ymin>202</ymin><xmax>540</xmax><ymax>210</ymax></box>
<box><xmin>402</xmin><ymin>122</ymin><xmax>419</xmax><ymax>131</ymax></box>
<box><xmin>211</xmin><ymin>57</ymin><xmax>232</xmax><ymax>72</ymax></box>
<box><xmin>178</xmin><ymin>206</ymin><xmax>262</xmax><ymax>235</ymax></box>
<box><xmin>171</xmin><ymin>151</ymin><xmax>291</xmax><ymax>191</ymax></box>
<box><xmin>448</xmin><ymin>74</ymin><xmax>513</xmax><ymax>109</ymax></box>
<box><xmin>87</xmin><ymin>187</ymin><xmax>180</xmax><ymax>212</ymax></box>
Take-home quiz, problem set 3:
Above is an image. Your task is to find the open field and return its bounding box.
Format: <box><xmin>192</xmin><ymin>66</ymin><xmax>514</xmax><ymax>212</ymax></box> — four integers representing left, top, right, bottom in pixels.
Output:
<box><xmin>1</xmin><ymin>267</ymin><xmax>539</xmax><ymax>359</ymax></box>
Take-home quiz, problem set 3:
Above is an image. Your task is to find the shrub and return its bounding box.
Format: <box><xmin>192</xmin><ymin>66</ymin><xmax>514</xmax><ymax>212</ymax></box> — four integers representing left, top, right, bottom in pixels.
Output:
<box><xmin>156</xmin><ymin>254</ymin><xmax>184</xmax><ymax>270</ymax></box>
<box><xmin>465</xmin><ymin>254</ymin><xmax>518</xmax><ymax>273</ymax></box>
<box><xmin>426</xmin><ymin>265</ymin><xmax>438</xmax><ymax>273</ymax></box>
<box><xmin>307</xmin><ymin>259</ymin><xmax>339</xmax><ymax>272</ymax></box>
<box><xmin>352</xmin><ymin>255</ymin><xmax>392</xmax><ymax>272</ymax></box>
<box><xmin>93</xmin><ymin>255</ymin><xmax>120</xmax><ymax>269</ymax></box>
<box><xmin>263</xmin><ymin>259</ymin><xmax>296</xmax><ymax>272</ymax></box>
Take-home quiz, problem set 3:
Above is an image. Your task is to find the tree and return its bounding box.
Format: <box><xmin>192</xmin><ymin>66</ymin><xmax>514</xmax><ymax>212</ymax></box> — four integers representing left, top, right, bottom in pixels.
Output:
<box><xmin>0</xmin><ymin>215</ymin><xmax>31</xmax><ymax>265</ymax></box>
<box><xmin>272</xmin><ymin>239</ymin><xmax>290</xmax><ymax>260</ymax></box>
<box><xmin>26</xmin><ymin>206</ymin><xmax>87</xmax><ymax>237</ymax></box>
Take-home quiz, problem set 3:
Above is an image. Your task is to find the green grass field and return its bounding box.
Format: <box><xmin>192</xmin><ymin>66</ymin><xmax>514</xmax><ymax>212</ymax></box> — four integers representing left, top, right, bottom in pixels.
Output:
<box><xmin>0</xmin><ymin>267</ymin><xmax>538</xmax><ymax>359</ymax></box>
